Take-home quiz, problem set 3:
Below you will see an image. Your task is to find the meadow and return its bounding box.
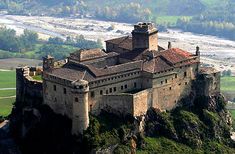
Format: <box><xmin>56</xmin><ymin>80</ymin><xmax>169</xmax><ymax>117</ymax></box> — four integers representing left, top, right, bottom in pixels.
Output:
<box><xmin>221</xmin><ymin>76</ymin><xmax>235</xmax><ymax>92</ymax></box>
<box><xmin>0</xmin><ymin>70</ymin><xmax>16</xmax><ymax>88</ymax></box>
<box><xmin>0</xmin><ymin>70</ymin><xmax>16</xmax><ymax>117</ymax></box>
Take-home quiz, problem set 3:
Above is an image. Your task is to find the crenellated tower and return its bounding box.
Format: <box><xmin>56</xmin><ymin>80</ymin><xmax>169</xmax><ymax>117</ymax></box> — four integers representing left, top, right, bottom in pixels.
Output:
<box><xmin>132</xmin><ymin>22</ymin><xmax>158</xmax><ymax>51</ymax></box>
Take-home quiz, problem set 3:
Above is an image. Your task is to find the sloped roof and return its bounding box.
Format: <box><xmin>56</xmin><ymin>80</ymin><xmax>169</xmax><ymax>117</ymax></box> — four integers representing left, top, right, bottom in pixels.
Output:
<box><xmin>106</xmin><ymin>36</ymin><xmax>133</xmax><ymax>50</ymax></box>
<box><xmin>86</xmin><ymin>60</ymin><xmax>142</xmax><ymax>77</ymax></box>
<box><xmin>199</xmin><ymin>67</ymin><xmax>219</xmax><ymax>74</ymax></box>
<box><xmin>143</xmin><ymin>56</ymin><xmax>173</xmax><ymax>73</ymax></box>
<box><xmin>70</xmin><ymin>48</ymin><xmax>107</xmax><ymax>62</ymax></box>
<box><xmin>106</xmin><ymin>36</ymin><xmax>165</xmax><ymax>52</ymax></box>
<box><xmin>49</xmin><ymin>67</ymin><xmax>95</xmax><ymax>81</ymax></box>
<box><xmin>159</xmin><ymin>48</ymin><xmax>193</xmax><ymax>64</ymax></box>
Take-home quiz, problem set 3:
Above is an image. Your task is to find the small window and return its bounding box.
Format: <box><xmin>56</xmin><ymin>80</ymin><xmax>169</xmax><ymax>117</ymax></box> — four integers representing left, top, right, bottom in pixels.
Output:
<box><xmin>185</xmin><ymin>82</ymin><xmax>188</xmax><ymax>85</ymax></box>
<box><xmin>121</xmin><ymin>86</ymin><xmax>124</xmax><ymax>90</ymax></box>
<box><xmin>184</xmin><ymin>72</ymin><xmax>187</xmax><ymax>77</ymax></box>
<box><xmin>169</xmin><ymin>87</ymin><xmax>172</xmax><ymax>90</ymax></box>
<box><xmin>63</xmin><ymin>88</ymin><xmax>67</xmax><ymax>94</ymax></box>
<box><xmin>179</xmin><ymin>83</ymin><xmax>181</xmax><ymax>86</ymax></box>
<box><xmin>175</xmin><ymin>74</ymin><xmax>178</xmax><ymax>78</ymax></box>
<box><xmin>134</xmin><ymin>82</ymin><xmax>137</xmax><ymax>88</ymax></box>
<box><xmin>75</xmin><ymin>97</ymin><xmax>78</xmax><ymax>102</ymax></box>
<box><xmin>125</xmin><ymin>85</ymin><xmax>127</xmax><ymax>89</ymax></box>
<box><xmin>100</xmin><ymin>90</ymin><xmax>103</xmax><ymax>95</ymax></box>
<box><xmin>91</xmin><ymin>91</ymin><xmax>95</xmax><ymax>98</ymax></box>
<box><xmin>53</xmin><ymin>85</ymin><xmax>56</xmax><ymax>91</ymax></box>
<box><xmin>165</xmin><ymin>79</ymin><xmax>168</xmax><ymax>83</ymax></box>
<box><xmin>114</xmin><ymin>87</ymin><xmax>117</xmax><ymax>92</ymax></box>
<box><xmin>109</xmin><ymin>88</ymin><xmax>112</xmax><ymax>93</ymax></box>
<box><xmin>161</xmin><ymin>81</ymin><xmax>163</xmax><ymax>85</ymax></box>
<box><xmin>106</xmin><ymin>90</ymin><xmax>108</xmax><ymax>94</ymax></box>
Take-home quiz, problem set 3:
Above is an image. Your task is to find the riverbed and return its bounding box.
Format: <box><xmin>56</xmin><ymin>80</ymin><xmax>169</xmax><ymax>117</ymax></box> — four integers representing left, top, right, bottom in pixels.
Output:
<box><xmin>0</xmin><ymin>14</ymin><xmax>234</xmax><ymax>74</ymax></box>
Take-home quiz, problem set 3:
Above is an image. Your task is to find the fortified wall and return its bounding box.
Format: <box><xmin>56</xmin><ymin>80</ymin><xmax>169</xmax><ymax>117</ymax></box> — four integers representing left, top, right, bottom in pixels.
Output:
<box><xmin>16</xmin><ymin>66</ymin><xmax>43</xmax><ymax>106</ymax></box>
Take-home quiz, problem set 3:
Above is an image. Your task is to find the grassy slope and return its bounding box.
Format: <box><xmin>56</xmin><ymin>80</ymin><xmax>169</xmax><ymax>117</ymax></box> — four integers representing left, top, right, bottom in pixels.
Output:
<box><xmin>0</xmin><ymin>70</ymin><xmax>16</xmax><ymax>117</ymax></box>
<box><xmin>0</xmin><ymin>71</ymin><xmax>16</xmax><ymax>88</ymax></box>
<box><xmin>0</xmin><ymin>98</ymin><xmax>15</xmax><ymax>117</ymax></box>
<box><xmin>221</xmin><ymin>76</ymin><xmax>235</xmax><ymax>92</ymax></box>
<box><xmin>0</xmin><ymin>90</ymin><xmax>16</xmax><ymax>97</ymax></box>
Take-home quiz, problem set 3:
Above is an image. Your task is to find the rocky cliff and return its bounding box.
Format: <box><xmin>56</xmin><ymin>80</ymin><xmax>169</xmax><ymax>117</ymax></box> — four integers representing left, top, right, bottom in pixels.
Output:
<box><xmin>7</xmin><ymin>93</ymin><xmax>235</xmax><ymax>154</ymax></box>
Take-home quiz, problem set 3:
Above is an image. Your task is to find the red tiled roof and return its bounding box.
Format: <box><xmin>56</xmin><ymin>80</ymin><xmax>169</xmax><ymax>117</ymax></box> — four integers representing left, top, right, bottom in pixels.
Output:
<box><xmin>143</xmin><ymin>56</ymin><xmax>172</xmax><ymax>73</ymax></box>
<box><xmin>159</xmin><ymin>48</ymin><xmax>193</xmax><ymax>64</ymax></box>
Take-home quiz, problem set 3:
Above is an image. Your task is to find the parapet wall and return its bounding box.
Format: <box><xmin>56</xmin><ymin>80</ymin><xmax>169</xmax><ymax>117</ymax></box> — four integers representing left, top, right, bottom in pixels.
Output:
<box><xmin>16</xmin><ymin>66</ymin><xmax>43</xmax><ymax>106</ymax></box>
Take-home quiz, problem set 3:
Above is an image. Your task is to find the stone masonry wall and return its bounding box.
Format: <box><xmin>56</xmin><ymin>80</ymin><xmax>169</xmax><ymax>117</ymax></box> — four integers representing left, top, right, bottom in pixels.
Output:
<box><xmin>16</xmin><ymin>67</ymin><xmax>43</xmax><ymax>106</ymax></box>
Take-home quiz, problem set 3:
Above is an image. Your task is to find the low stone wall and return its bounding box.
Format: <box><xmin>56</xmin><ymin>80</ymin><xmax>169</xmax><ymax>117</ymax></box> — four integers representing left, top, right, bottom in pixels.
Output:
<box><xmin>16</xmin><ymin>67</ymin><xmax>43</xmax><ymax>106</ymax></box>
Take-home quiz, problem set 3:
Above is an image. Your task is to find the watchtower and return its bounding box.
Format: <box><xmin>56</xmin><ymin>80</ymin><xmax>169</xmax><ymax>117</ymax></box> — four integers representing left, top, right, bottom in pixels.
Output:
<box><xmin>43</xmin><ymin>55</ymin><xmax>54</xmax><ymax>70</ymax></box>
<box><xmin>71</xmin><ymin>79</ymin><xmax>89</xmax><ymax>135</ymax></box>
<box><xmin>132</xmin><ymin>22</ymin><xmax>158</xmax><ymax>51</ymax></box>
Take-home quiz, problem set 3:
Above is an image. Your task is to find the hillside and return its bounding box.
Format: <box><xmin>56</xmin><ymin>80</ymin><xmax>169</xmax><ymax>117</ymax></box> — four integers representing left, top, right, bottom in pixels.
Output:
<box><xmin>6</xmin><ymin>94</ymin><xmax>235</xmax><ymax>154</ymax></box>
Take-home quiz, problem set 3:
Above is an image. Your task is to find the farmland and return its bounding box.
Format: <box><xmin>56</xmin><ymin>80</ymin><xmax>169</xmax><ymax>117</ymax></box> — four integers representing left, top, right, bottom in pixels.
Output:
<box><xmin>0</xmin><ymin>70</ymin><xmax>16</xmax><ymax>117</ymax></box>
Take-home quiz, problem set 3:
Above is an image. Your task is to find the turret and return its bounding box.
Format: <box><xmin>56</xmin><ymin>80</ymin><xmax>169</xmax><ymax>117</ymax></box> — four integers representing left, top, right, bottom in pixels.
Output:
<box><xmin>168</xmin><ymin>42</ymin><xmax>172</xmax><ymax>49</ymax></box>
<box><xmin>196</xmin><ymin>46</ymin><xmax>200</xmax><ymax>57</ymax></box>
<box><xmin>43</xmin><ymin>55</ymin><xmax>54</xmax><ymax>70</ymax></box>
<box><xmin>132</xmin><ymin>22</ymin><xmax>158</xmax><ymax>51</ymax></box>
<box><xmin>196</xmin><ymin>46</ymin><xmax>200</xmax><ymax>73</ymax></box>
<box><xmin>71</xmin><ymin>79</ymin><xmax>89</xmax><ymax>135</ymax></box>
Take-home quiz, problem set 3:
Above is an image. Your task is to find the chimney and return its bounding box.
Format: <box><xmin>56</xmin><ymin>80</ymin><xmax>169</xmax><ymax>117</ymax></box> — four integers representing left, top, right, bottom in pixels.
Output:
<box><xmin>168</xmin><ymin>42</ymin><xmax>172</xmax><ymax>49</ymax></box>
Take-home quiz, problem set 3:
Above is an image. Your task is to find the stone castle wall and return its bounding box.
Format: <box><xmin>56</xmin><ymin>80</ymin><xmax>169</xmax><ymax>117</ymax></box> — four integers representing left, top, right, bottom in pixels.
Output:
<box><xmin>101</xmin><ymin>88</ymin><xmax>151</xmax><ymax>117</ymax></box>
<box><xmin>16</xmin><ymin>67</ymin><xmax>43</xmax><ymax>106</ymax></box>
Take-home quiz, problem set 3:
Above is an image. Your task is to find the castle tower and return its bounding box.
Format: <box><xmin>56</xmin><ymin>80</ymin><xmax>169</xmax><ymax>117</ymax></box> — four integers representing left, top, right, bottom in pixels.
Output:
<box><xmin>43</xmin><ymin>55</ymin><xmax>54</xmax><ymax>70</ymax></box>
<box><xmin>132</xmin><ymin>22</ymin><xmax>158</xmax><ymax>51</ymax></box>
<box><xmin>71</xmin><ymin>79</ymin><xmax>89</xmax><ymax>135</ymax></box>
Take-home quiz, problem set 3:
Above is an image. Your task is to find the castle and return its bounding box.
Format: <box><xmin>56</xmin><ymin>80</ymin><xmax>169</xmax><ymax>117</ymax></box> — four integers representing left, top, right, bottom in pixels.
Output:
<box><xmin>16</xmin><ymin>23</ymin><xmax>220</xmax><ymax>135</ymax></box>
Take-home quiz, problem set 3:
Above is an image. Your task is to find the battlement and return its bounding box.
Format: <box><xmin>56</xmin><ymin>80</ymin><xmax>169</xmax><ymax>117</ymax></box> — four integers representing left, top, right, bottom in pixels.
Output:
<box><xmin>16</xmin><ymin>66</ymin><xmax>43</xmax><ymax>105</ymax></box>
<box><xmin>133</xmin><ymin>22</ymin><xmax>157</xmax><ymax>34</ymax></box>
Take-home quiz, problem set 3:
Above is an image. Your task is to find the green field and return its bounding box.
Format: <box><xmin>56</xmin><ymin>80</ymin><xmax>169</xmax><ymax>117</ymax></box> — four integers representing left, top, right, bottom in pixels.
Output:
<box><xmin>0</xmin><ymin>70</ymin><xmax>16</xmax><ymax>88</ymax></box>
<box><xmin>221</xmin><ymin>76</ymin><xmax>235</xmax><ymax>92</ymax></box>
<box><xmin>0</xmin><ymin>70</ymin><xmax>16</xmax><ymax>117</ymax></box>
<box><xmin>0</xmin><ymin>90</ymin><xmax>16</xmax><ymax>97</ymax></box>
<box><xmin>0</xmin><ymin>98</ymin><xmax>15</xmax><ymax>117</ymax></box>
<box><xmin>156</xmin><ymin>16</ymin><xmax>192</xmax><ymax>26</ymax></box>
